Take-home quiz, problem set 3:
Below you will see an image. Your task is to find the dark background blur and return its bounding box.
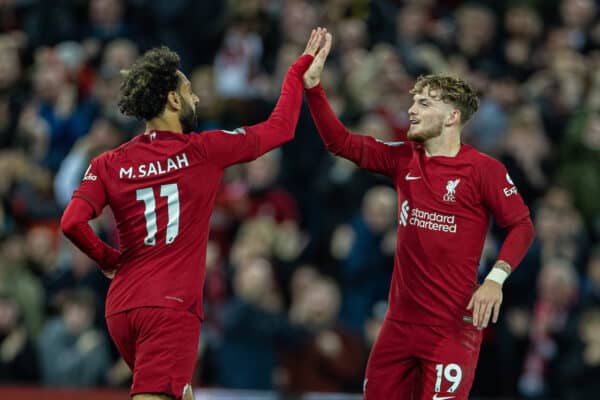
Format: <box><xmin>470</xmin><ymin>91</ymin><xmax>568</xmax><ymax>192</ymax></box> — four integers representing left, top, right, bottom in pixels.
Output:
<box><xmin>0</xmin><ymin>0</ymin><xmax>599</xmax><ymax>399</ymax></box>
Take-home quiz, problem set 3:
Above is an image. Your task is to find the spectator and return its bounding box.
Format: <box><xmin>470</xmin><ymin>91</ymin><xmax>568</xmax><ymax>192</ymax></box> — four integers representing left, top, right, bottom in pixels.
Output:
<box><xmin>281</xmin><ymin>275</ymin><xmax>365</xmax><ymax>393</ymax></box>
<box><xmin>0</xmin><ymin>235</ymin><xmax>45</xmax><ymax>337</ymax></box>
<box><xmin>558</xmin><ymin>109</ymin><xmax>600</xmax><ymax>234</ymax></box>
<box><xmin>215</xmin><ymin>257</ymin><xmax>303</xmax><ymax>390</ymax></box>
<box><xmin>581</xmin><ymin>246</ymin><xmax>600</xmax><ymax>307</ymax></box>
<box><xmin>0</xmin><ymin>0</ymin><xmax>597</xmax><ymax>395</ymax></box>
<box><xmin>0</xmin><ymin>36</ymin><xmax>26</xmax><ymax>149</ymax></box>
<box><xmin>0</xmin><ymin>293</ymin><xmax>39</xmax><ymax>383</ymax></box>
<box><xmin>54</xmin><ymin>116</ymin><xmax>126</xmax><ymax>208</ymax></box>
<box><xmin>38</xmin><ymin>289</ymin><xmax>111</xmax><ymax>387</ymax></box>
<box><xmin>83</xmin><ymin>0</ymin><xmax>132</xmax><ymax>45</ymax></box>
<box><xmin>43</xmin><ymin>242</ymin><xmax>110</xmax><ymax>329</ymax></box>
<box><xmin>330</xmin><ymin>185</ymin><xmax>396</xmax><ymax>333</ymax></box>
<box><xmin>558</xmin><ymin>306</ymin><xmax>600</xmax><ymax>399</ymax></box>
<box><xmin>518</xmin><ymin>258</ymin><xmax>579</xmax><ymax>398</ymax></box>
<box><xmin>19</xmin><ymin>51</ymin><xmax>93</xmax><ymax>171</ymax></box>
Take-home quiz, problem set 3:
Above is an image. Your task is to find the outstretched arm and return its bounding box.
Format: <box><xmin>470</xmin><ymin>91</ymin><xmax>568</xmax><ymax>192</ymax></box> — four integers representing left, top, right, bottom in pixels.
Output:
<box><xmin>304</xmin><ymin>33</ymin><xmax>407</xmax><ymax>178</ymax></box>
<box><xmin>303</xmin><ymin>33</ymin><xmax>359</xmax><ymax>160</ymax></box>
<box><xmin>248</xmin><ymin>28</ymin><xmax>325</xmax><ymax>155</ymax></box>
<box><xmin>198</xmin><ymin>28</ymin><xmax>327</xmax><ymax>167</ymax></box>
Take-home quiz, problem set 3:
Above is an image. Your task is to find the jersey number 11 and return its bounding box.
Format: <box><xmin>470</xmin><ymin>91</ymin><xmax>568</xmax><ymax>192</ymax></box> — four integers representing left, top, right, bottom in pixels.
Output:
<box><xmin>136</xmin><ymin>183</ymin><xmax>180</xmax><ymax>245</ymax></box>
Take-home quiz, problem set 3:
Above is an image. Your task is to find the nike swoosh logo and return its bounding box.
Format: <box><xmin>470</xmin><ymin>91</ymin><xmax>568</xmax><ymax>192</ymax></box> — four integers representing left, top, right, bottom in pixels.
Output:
<box><xmin>405</xmin><ymin>173</ymin><xmax>421</xmax><ymax>181</ymax></box>
<box><xmin>432</xmin><ymin>395</ymin><xmax>455</xmax><ymax>400</ymax></box>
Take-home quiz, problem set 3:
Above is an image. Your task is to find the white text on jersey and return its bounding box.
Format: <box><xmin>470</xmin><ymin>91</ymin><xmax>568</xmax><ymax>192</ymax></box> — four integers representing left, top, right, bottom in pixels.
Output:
<box><xmin>399</xmin><ymin>200</ymin><xmax>457</xmax><ymax>233</ymax></box>
<box><xmin>83</xmin><ymin>164</ymin><xmax>97</xmax><ymax>181</ymax></box>
<box><xmin>120</xmin><ymin>152</ymin><xmax>189</xmax><ymax>179</ymax></box>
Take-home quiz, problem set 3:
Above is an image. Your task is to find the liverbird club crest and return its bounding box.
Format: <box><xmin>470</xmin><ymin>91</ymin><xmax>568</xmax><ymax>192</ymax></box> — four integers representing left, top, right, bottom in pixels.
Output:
<box><xmin>443</xmin><ymin>179</ymin><xmax>461</xmax><ymax>202</ymax></box>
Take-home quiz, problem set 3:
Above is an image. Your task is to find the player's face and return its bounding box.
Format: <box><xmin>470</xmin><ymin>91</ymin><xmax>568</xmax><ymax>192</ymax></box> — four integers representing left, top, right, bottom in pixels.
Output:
<box><xmin>177</xmin><ymin>72</ymin><xmax>199</xmax><ymax>133</ymax></box>
<box><xmin>407</xmin><ymin>87</ymin><xmax>452</xmax><ymax>143</ymax></box>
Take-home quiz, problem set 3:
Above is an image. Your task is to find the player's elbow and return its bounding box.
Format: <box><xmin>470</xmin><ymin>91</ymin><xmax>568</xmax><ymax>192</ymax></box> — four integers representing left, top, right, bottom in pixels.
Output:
<box><xmin>280</xmin><ymin>125</ymin><xmax>295</xmax><ymax>143</ymax></box>
<box><xmin>324</xmin><ymin>135</ymin><xmax>352</xmax><ymax>157</ymax></box>
<box><xmin>324</xmin><ymin>141</ymin><xmax>341</xmax><ymax>154</ymax></box>
<box><xmin>60</xmin><ymin>207</ymin><xmax>81</xmax><ymax>238</ymax></box>
<box><xmin>60</xmin><ymin>212</ymin><xmax>75</xmax><ymax>237</ymax></box>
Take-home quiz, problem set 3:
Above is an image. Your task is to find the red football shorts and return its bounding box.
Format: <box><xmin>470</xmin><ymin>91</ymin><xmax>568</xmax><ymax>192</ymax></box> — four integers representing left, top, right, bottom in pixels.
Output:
<box><xmin>364</xmin><ymin>318</ymin><xmax>483</xmax><ymax>400</ymax></box>
<box><xmin>106</xmin><ymin>307</ymin><xmax>201</xmax><ymax>399</ymax></box>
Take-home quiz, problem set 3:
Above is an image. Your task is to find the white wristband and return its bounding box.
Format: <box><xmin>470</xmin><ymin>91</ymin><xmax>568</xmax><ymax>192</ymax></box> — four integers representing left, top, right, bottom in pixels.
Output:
<box><xmin>485</xmin><ymin>268</ymin><xmax>509</xmax><ymax>285</ymax></box>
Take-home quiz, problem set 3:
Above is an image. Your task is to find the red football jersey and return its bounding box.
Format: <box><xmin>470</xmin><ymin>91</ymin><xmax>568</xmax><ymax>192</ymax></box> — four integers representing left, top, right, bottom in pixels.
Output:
<box><xmin>67</xmin><ymin>54</ymin><xmax>312</xmax><ymax>319</ymax></box>
<box><xmin>73</xmin><ymin>129</ymin><xmax>265</xmax><ymax>318</ymax></box>
<box><xmin>355</xmin><ymin>139</ymin><xmax>530</xmax><ymax>326</ymax></box>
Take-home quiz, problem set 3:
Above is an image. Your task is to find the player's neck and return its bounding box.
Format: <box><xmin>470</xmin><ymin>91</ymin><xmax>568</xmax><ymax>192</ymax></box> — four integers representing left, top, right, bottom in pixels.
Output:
<box><xmin>145</xmin><ymin>114</ymin><xmax>183</xmax><ymax>135</ymax></box>
<box><xmin>424</xmin><ymin>130</ymin><xmax>461</xmax><ymax>157</ymax></box>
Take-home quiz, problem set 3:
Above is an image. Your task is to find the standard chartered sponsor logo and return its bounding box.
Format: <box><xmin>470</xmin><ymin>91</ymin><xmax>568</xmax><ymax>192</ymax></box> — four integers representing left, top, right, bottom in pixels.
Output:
<box><xmin>399</xmin><ymin>200</ymin><xmax>457</xmax><ymax>233</ymax></box>
<box><xmin>400</xmin><ymin>200</ymin><xmax>410</xmax><ymax>226</ymax></box>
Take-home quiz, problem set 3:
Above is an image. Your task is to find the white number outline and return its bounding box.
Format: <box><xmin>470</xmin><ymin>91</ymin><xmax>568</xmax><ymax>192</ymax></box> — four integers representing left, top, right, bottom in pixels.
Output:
<box><xmin>136</xmin><ymin>183</ymin><xmax>180</xmax><ymax>246</ymax></box>
<box><xmin>434</xmin><ymin>363</ymin><xmax>463</xmax><ymax>393</ymax></box>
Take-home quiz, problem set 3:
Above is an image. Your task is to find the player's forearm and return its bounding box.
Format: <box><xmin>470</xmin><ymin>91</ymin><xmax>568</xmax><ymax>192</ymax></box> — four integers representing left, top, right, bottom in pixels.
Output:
<box><xmin>61</xmin><ymin>198</ymin><xmax>120</xmax><ymax>271</ymax></box>
<box><xmin>497</xmin><ymin>216</ymin><xmax>534</xmax><ymax>268</ymax></box>
<box><xmin>249</xmin><ymin>54</ymin><xmax>314</xmax><ymax>155</ymax></box>
<box><xmin>305</xmin><ymin>84</ymin><xmax>363</xmax><ymax>162</ymax></box>
<box><xmin>486</xmin><ymin>217</ymin><xmax>534</xmax><ymax>285</ymax></box>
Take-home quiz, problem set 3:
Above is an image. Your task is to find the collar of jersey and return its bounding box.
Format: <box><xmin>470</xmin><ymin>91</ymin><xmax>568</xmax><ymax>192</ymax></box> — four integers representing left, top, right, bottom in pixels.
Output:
<box><xmin>135</xmin><ymin>130</ymin><xmax>186</xmax><ymax>143</ymax></box>
<box><xmin>419</xmin><ymin>143</ymin><xmax>471</xmax><ymax>161</ymax></box>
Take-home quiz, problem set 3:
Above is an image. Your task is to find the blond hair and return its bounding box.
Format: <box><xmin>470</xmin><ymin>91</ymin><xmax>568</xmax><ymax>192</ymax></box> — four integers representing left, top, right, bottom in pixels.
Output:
<box><xmin>410</xmin><ymin>75</ymin><xmax>479</xmax><ymax>123</ymax></box>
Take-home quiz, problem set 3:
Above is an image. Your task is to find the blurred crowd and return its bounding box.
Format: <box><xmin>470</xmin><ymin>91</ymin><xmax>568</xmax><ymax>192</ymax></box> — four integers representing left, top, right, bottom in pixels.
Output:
<box><xmin>0</xmin><ymin>0</ymin><xmax>599</xmax><ymax>399</ymax></box>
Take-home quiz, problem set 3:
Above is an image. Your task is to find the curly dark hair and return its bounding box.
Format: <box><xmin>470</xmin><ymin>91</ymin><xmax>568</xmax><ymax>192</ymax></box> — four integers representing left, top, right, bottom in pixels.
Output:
<box><xmin>410</xmin><ymin>75</ymin><xmax>479</xmax><ymax>123</ymax></box>
<box><xmin>118</xmin><ymin>46</ymin><xmax>181</xmax><ymax>121</ymax></box>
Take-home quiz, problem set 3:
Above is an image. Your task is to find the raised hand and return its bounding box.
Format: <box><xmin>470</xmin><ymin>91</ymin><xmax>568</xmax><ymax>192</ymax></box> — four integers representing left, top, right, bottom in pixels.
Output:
<box><xmin>303</xmin><ymin>27</ymin><xmax>326</xmax><ymax>57</ymax></box>
<box><xmin>303</xmin><ymin>30</ymin><xmax>332</xmax><ymax>89</ymax></box>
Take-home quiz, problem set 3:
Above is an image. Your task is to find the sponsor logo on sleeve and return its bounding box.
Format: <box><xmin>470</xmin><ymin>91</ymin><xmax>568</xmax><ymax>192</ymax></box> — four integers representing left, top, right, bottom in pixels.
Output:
<box><xmin>506</xmin><ymin>173</ymin><xmax>514</xmax><ymax>185</ymax></box>
<box><xmin>503</xmin><ymin>173</ymin><xmax>518</xmax><ymax>197</ymax></box>
<box><xmin>83</xmin><ymin>164</ymin><xmax>97</xmax><ymax>181</ymax></box>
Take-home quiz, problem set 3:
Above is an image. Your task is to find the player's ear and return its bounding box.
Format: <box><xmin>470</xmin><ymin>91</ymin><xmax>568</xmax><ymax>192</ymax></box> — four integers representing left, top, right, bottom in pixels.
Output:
<box><xmin>446</xmin><ymin>109</ymin><xmax>461</xmax><ymax>127</ymax></box>
<box><xmin>167</xmin><ymin>91</ymin><xmax>182</xmax><ymax>111</ymax></box>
